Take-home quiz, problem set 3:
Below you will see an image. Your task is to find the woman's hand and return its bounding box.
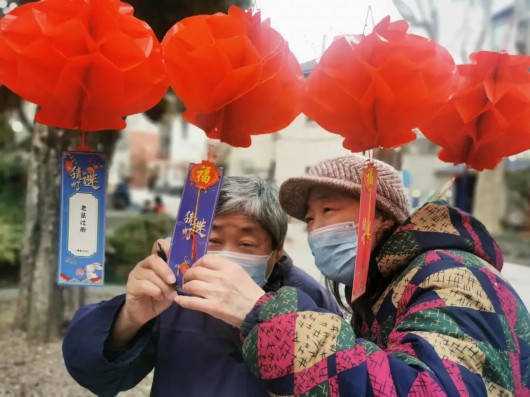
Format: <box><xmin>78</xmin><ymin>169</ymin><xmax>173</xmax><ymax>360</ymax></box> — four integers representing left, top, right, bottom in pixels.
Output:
<box><xmin>174</xmin><ymin>254</ymin><xmax>265</xmax><ymax>328</ymax></box>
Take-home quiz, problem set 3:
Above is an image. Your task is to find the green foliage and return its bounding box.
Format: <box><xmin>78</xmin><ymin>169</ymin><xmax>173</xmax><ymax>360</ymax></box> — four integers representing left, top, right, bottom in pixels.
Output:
<box><xmin>494</xmin><ymin>231</ymin><xmax>530</xmax><ymax>264</ymax></box>
<box><xmin>0</xmin><ymin>197</ymin><xmax>24</xmax><ymax>269</ymax></box>
<box><xmin>0</xmin><ymin>222</ymin><xmax>23</xmax><ymax>265</ymax></box>
<box><xmin>0</xmin><ymin>114</ymin><xmax>15</xmax><ymax>149</ymax></box>
<box><xmin>505</xmin><ymin>168</ymin><xmax>530</xmax><ymax>228</ymax></box>
<box><xmin>0</xmin><ymin>201</ymin><xmax>24</xmax><ymax>268</ymax></box>
<box><xmin>106</xmin><ymin>213</ymin><xmax>175</xmax><ymax>282</ymax></box>
<box><xmin>506</xmin><ymin>168</ymin><xmax>530</xmax><ymax>196</ymax></box>
<box><xmin>0</xmin><ymin>155</ymin><xmax>26</xmax><ymax>269</ymax></box>
<box><xmin>497</xmin><ymin>167</ymin><xmax>530</xmax><ymax>263</ymax></box>
<box><xmin>0</xmin><ymin>156</ymin><xmax>27</xmax><ymax>219</ymax></box>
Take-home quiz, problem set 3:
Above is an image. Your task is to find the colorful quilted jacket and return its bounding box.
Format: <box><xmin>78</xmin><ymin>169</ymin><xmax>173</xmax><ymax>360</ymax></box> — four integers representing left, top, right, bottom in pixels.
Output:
<box><xmin>240</xmin><ymin>201</ymin><xmax>530</xmax><ymax>396</ymax></box>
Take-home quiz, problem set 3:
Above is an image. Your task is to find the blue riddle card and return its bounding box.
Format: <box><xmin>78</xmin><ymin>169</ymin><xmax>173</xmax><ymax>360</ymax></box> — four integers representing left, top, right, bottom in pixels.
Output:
<box><xmin>168</xmin><ymin>161</ymin><xmax>224</xmax><ymax>290</ymax></box>
<box><xmin>57</xmin><ymin>151</ymin><xmax>107</xmax><ymax>286</ymax></box>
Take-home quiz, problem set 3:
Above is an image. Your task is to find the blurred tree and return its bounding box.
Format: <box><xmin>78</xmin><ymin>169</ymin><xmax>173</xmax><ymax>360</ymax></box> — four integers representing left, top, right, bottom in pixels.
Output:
<box><xmin>0</xmin><ymin>113</ymin><xmax>14</xmax><ymax>149</ymax></box>
<box><xmin>105</xmin><ymin>213</ymin><xmax>175</xmax><ymax>282</ymax></box>
<box><xmin>2</xmin><ymin>0</ymin><xmax>250</xmax><ymax>343</ymax></box>
<box><xmin>515</xmin><ymin>0</ymin><xmax>530</xmax><ymax>54</ymax></box>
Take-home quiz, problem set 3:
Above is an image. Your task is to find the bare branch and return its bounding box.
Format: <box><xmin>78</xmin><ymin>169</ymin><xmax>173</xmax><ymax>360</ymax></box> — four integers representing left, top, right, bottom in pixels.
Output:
<box><xmin>16</xmin><ymin>101</ymin><xmax>33</xmax><ymax>133</ymax></box>
<box><xmin>392</xmin><ymin>0</ymin><xmax>422</xmax><ymax>26</ymax></box>
<box><xmin>515</xmin><ymin>0</ymin><xmax>530</xmax><ymax>54</ymax></box>
<box><xmin>474</xmin><ymin>0</ymin><xmax>493</xmax><ymax>52</ymax></box>
<box><xmin>460</xmin><ymin>2</ymin><xmax>472</xmax><ymax>62</ymax></box>
<box><xmin>427</xmin><ymin>0</ymin><xmax>439</xmax><ymax>41</ymax></box>
<box><xmin>415</xmin><ymin>0</ymin><xmax>435</xmax><ymax>39</ymax></box>
<box><xmin>392</xmin><ymin>0</ymin><xmax>437</xmax><ymax>39</ymax></box>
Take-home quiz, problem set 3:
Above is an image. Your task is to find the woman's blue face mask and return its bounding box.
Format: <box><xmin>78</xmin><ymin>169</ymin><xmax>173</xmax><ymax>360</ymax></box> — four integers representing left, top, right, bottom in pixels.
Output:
<box><xmin>308</xmin><ymin>221</ymin><xmax>358</xmax><ymax>286</ymax></box>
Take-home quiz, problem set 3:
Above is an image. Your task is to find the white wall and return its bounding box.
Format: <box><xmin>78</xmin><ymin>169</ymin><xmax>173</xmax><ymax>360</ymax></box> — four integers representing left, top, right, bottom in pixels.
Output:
<box><xmin>401</xmin><ymin>153</ymin><xmax>454</xmax><ymax>205</ymax></box>
<box><xmin>108</xmin><ymin>113</ymin><xmax>159</xmax><ymax>188</ymax></box>
<box><xmin>275</xmin><ymin>116</ymin><xmax>351</xmax><ymax>184</ymax></box>
<box><xmin>226</xmin><ymin>115</ymin><xmax>351</xmax><ymax>182</ymax></box>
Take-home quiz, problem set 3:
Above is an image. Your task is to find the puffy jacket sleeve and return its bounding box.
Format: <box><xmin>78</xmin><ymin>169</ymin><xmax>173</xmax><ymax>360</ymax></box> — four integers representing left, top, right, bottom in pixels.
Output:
<box><xmin>62</xmin><ymin>294</ymin><xmax>157</xmax><ymax>397</ymax></box>
<box><xmin>240</xmin><ymin>256</ymin><xmax>530</xmax><ymax>396</ymax></box>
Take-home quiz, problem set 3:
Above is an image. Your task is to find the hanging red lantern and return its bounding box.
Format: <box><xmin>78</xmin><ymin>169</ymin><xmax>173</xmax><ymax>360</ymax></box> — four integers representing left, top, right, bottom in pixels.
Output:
<box><xmin>0</xmin><ymin>0</ymin><xmax>168</xmax><ymax>132</ymax></box>
<box><xmin>304</xmin><ymin>16</ymin><xmax>457</xmax><ymax>152</ymax></box>
<box><xmin>162</xmin><ymin>6</ymin><xmax>303</xmax><ymax>147</ymax></box>
<box><xmin>420</xmin><ymin>51</ymin><xmax>530</xmax><ymax>170</ymax></box>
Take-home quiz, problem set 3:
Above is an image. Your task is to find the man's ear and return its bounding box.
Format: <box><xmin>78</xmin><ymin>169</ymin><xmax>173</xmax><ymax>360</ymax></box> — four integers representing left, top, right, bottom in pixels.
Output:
<box><xmin>266</xmin><ymin>243</ymin><xmax>284</xmax><ymax>279</ymax></box>
<box><xmin>273</xmin><ymin>243</ymin><xmax>284</xmax><ymax>264</ymax></box>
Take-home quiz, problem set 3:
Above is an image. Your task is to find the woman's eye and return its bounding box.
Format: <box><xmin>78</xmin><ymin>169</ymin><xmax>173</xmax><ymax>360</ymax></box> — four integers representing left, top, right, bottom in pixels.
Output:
<box><xmin>240</xmin><ymin>242</ymin><xmax>256</xmax><ymax>248</ymax></box>
<box><xmin>304</xmin><ymin>217</ymin><xmax>314</xmax><ymax>224</ymax></box>
<box><xmin>209</xmin><ymin>239</ymin><xmax>221</xmax><ymax>245</ymax></box>
<box><xmin>323</xmin><ymin>207</ymin><xmax>334</xmax><ymax>214</ymax></box>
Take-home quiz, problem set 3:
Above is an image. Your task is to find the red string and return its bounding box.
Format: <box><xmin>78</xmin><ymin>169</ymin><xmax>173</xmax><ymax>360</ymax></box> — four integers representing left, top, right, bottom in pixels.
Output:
<box><xmin>190</xmin><ymin>232</ymin><xmax>197</xmax><ymax>261</ymax></box>
<box><xmin>207</xmin><ymin>143</ymin><xmax>217</xmax><ymax>162</ymax></box>
<box><xmin>76</xmin><ymin>130</ymin><xmax>93</xmax><ymax>152</ymax></box>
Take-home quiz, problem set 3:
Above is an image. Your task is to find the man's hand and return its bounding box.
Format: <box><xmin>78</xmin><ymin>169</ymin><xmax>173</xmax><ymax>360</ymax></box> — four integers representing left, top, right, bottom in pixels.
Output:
<box><xmin>110</xmin><ymin>239</ymin><xmax>176</xmax><ymax>350</ymax></box>
<box><xmin>174</xmin><ymin>254</ymin><xmax>265</xmax><ymax>328</ymax></box>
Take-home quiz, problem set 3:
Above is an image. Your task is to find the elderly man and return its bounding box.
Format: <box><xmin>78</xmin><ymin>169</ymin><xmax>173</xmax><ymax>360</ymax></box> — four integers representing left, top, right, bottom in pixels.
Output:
<box><xmin>62</xmin><ymin>176</ymin><xmax>340</xmax><ymax>397</ymax></box>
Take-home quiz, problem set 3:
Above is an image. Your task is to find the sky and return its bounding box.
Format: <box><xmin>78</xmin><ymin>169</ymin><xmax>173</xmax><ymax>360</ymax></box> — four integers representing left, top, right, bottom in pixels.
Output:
<box><xmin>254</xmin><ymin>0</ymin><xmax>516</xmax><ymax>64</ymax></box>
<box><xmin>255</xmin><ymin>0</ymin><xmax>403</xmax><ymax>63</ymax></box>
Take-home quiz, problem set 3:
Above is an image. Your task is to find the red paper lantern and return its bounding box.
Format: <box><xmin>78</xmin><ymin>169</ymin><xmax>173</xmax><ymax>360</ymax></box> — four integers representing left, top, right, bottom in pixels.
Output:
<box><xmin>304</xmin><ymin>16</ymin><xmax>457</xmax><ymax>152</ymax></box>
<box><xmin>162</xmin><ymin>6</ymin><xmax>303</xmax><ymax>147</ymax></box>
<box><xmin>0</xmin><ymin>0</ymin><xmax>168</xmax><ymax>131</ymax></box>
<box><xmin>420</xmin><ymin>51</ymin><xmax>530</xmax><ymax>171</ymax></box>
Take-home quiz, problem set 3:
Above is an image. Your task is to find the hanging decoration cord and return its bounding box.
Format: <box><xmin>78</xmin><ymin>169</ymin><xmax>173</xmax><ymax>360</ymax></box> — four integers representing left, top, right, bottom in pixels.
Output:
<box><xmin>363</xmin><ymin>5</ymin><xmax>375</xmax><ymax>35</ymax></box>
<box><xmin>76</xmin><ymin>130</ymin><xmax>93</xmax><ymax>152</ymax></box>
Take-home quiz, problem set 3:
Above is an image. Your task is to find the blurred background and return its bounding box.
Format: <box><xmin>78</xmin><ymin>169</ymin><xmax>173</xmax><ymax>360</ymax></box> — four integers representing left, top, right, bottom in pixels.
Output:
<box><xmin>1</xmin><ymin>0</ymin><xmax>530</xmax><ymax>395</ymax></box>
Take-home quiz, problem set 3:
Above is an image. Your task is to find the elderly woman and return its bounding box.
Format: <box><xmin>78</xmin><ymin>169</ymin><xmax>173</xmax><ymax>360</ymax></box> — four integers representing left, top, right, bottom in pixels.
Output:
<box><xmin>177</xmin><ymin>155</ymin><xmax>530</xmax><ymax>396</ymax></box>
<box><xmin>62</xmin><ymin>176</ymin><xmax>340</xmax><ymax>397</ymax></box>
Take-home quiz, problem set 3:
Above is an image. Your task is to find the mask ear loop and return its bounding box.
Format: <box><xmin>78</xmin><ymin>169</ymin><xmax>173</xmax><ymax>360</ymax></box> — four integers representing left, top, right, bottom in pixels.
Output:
<box><xmin>264</xmin><ymin>250</ymin><xmax>277</xmax><ymax>280</ymax></box>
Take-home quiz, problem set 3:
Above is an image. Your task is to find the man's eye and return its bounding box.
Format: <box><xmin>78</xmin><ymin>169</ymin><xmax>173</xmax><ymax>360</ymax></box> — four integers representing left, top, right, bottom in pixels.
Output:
<box><xmin>209</xmin><ymin>239</ymin><xmax>221</xmax><ymax>244</ymax></box>
<box><xmin>304</xmin><ymin>217</ymin><xmax>314</xmax><ymax>224</ymax></box>
<box><xmin>323</xmin><ymin>207</ymin><xmax>334</xmax><ymax>214</ymax></box>
<box><xmin>240</xmin><ymin>242</ymin><xmax>256</xmax><ymax>248</ymax></box>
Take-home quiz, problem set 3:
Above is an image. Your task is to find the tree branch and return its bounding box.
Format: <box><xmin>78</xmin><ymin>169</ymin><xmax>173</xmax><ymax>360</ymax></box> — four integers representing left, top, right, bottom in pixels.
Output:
<box><xmin>474</xmin><ymin>0</ymin><xmax>492</xmax><ymax>52</ymax></box>
<box><xmin>392</xmin><ymin>0</ymin><xmax>437</xmax><ymax>39</ymax></box>
<box><xmin>515</xmin><ymin>0</ymin><xmax>530</xmax><ymax>54</ymax></box>
<box><xmin>16</xmin><ymin>101</ymin><xmax>33</xmax><ymax>133</ymax></box>
<box><xmin>393</xmin><ymin>0</ymin><xmax>422</xmax><ymax>26</ymax></box>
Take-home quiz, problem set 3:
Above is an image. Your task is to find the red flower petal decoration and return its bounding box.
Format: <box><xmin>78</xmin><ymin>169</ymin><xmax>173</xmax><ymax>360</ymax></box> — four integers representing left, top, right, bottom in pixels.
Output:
<box><xmin>304</xmin><ymin>16</ymin><xmax>457</xmax><ymax>152</ymax></box>
<box><xmin>0</xmin><ymin>0</ymin><xmax>168</xmax><ymax>131</ymax></box>
<box><xmin>60</xmin><ymin>273</ymin><xmax>71</xmax><ymax>281</ymax></box>
<box><xmin>162</xmin><ymin>6</ymin><xmax>303</xmax><ymax>147</ymax></box>
<box><xmin>420</xmin><ymin>51</ymin><xmax>530</xmax><ymax>171</ymax></box>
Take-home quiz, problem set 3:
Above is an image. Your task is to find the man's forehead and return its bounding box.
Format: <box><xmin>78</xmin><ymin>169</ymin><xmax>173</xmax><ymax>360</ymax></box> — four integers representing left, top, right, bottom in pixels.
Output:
<box><xmin>212</xmin><ymin>213</ymin><xmax>261</xmax><ymax>233</ymax></box>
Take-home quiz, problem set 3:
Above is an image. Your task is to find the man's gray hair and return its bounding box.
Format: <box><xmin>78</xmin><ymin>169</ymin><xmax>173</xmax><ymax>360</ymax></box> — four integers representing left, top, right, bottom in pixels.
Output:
<box><xmin>216</xmin><ymin>176</ymin><xmax>288</xmax><ymax>249</ymax></box>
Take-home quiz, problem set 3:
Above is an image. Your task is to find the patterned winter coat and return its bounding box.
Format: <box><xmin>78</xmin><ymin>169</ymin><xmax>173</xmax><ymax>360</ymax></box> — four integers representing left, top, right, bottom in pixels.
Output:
<box><xmin>240</xmin><ymin>201</ymin><xmax>530</xmax><ymax>396</ymax></box>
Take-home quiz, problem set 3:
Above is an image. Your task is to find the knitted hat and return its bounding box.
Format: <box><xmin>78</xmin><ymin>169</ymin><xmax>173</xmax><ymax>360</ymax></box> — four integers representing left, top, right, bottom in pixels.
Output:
<box><xmin>279</xmin><ymin>155</ymin><xmax>410</xmax><ymax>224</ymax></box>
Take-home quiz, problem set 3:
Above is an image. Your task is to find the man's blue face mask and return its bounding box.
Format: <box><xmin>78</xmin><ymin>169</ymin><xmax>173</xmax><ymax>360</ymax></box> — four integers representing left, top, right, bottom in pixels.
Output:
<box><xmin>308</xmin><ymin>221</ymin><xmax>358</xmax><ymax>286</ymax></box>
<box><xmin>207</xmin><ymin>250</ymin><xmax>272</xmax><ymax>287</ymax></box>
